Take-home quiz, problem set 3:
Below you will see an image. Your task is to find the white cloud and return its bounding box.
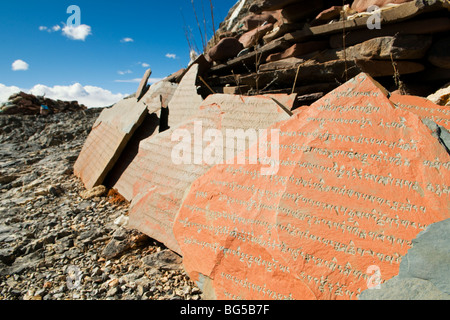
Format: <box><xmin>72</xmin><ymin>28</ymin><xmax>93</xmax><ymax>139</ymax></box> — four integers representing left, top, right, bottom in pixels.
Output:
<box><xmin>0</xmin><ymin>83</ymin><xmax>127</xmax><ymax>108</ymax></box>
<box><xmin>118</xmin><ymin>70</ymin><xmax>133</xmax><ymax>75</ymax></box>
<box><xmin>141</xmin><ymin>63</ymin><xmax>150</xmax><ymax>68</ymax></box>
<box><xmin>165</xmin><ymin>53</ymin><xmax>177</xmax><ymax>59</ymax></box>
<box><xmin>121</xmin><ymin>37</ymin><xmax>134</xmax><ymax>43</ymax></box>
<box><xmin>39</xmin><ymin>24</ymin><xmax>62</xmax><ymax>33</ymax></box>
<box><xmin>29</xmin><ymin>83</ymin><xmax>125</xmax><ymax>108</ymax></box>
<box><xmin>62</xmin><ymin>24</ymin><xmax>92</xmax><ymax>41</ymax></box>
<box><xmin>12</xmin><ymin>60</ymin><xmax>29</xmax><ymax>71</ymax></box>
<box><xmin>0</xmin><ymin>84</ymin><xmax>21</xmax><ymax>103</ymax></box>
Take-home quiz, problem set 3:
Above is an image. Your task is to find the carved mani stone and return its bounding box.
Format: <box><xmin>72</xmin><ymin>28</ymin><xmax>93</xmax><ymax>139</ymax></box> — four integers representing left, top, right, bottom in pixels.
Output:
<box><xmin>74</xmin><ymin>97</ymin><xmax>148</xmax><ymax>190</ymax></box>
<box><xmin>128</xmin><ymin>94</ymin><xmax>292</xmax><ymax>254</ymax></box>
<box><xmin>174</xmin><ymin>73</ymin><xmax>450</xmax><ymax>300</ymax></box>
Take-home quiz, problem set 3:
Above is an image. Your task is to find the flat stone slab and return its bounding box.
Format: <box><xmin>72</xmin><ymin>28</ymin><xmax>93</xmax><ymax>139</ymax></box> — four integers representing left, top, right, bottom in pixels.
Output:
<box><xmin>167</xmin><ymin>64</ymin><xmax>204</xmax><ymax>129</ymax></box>
<box><xmin>174</xmin><ymin>73</ymin><xmax>450</xmax><ymax>300</ymax></box>
<box><xmin>74</xmin><ymin>97</ymin><xmax>148</xmax><ymax>189</ymax></box>
<box><xmin>107</xmin><ymin>81</ymin><xmax>178</xmax><ymax>201</ymax></box>
<box><xmin>136</xmin><ymin>69</ymin><xmax>152</xmax><ymax>101</ymax></box>
<box><xmin>128</xmin><ymin>94</ymin><xmax>292</xmax><ymax>254</ymax></box>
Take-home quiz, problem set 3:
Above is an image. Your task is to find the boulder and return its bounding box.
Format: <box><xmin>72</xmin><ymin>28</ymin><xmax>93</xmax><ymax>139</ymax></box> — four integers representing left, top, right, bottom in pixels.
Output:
<box><xmin>142</xmin><ymin>249</ymin><xmax>183</xmax><ymax>270</ymax></box>
<box><xmin>266</xmin><ymin>41</ymin><xmax>329</xmax><ymax>62</ymax></box>
<box><xmin>80</xmin><ymin>185</ymin><xmax>107</xmax><ymax>200</ymax></box>
<box><xmin>239</xmin><ymin>23</ymin><xmax>274</xmax><ymax>48</ymax></box>
<box><xmin>207</xmin><ymin>37</ymin><xmax>244</xmax><ymax>63</ymax></box>
<box><xmin>241</xmin><ymin>11</ymin><xmax>279</xmax><ymax>31</ymax></box>
<box><xmin>319</xmin><ymin>35</ymin><xmax>433</xmax><ymax>61</ymax></box>
<box><xmin>311</xmin><ymin>6</ymin><xmax>343</xmax><ymax>26</ymax></box>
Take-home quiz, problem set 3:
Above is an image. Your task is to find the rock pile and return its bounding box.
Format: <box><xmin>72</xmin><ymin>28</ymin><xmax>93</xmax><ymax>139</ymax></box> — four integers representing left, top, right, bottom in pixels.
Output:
<box><xmin>201</xmin><ymin>0</ymin><xmax>450</xmax><ymax>107</ymax></box>
<box><xmin>0</xmin><ymin>92</ymin><xmax>87</xmax><ymax>116</ymax></box>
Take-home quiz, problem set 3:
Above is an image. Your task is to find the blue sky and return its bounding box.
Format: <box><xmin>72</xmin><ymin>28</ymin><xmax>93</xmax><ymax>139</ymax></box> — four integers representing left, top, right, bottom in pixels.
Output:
<box><xmin>0</xmin><ymin>0</ymin><xmax>236</xmax><ymax>107</ymax></box>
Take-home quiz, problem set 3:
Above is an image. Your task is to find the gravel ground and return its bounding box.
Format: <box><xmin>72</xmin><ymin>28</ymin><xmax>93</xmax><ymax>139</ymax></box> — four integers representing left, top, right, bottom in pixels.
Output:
<box><xmin>0</xmin><ymin>109</ymin><xmax>202</xmax><ymax>300</ymax></box>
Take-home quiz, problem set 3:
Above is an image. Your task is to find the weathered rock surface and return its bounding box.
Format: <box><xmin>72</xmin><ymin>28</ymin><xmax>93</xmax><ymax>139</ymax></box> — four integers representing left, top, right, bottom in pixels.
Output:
<box><xmin>317</xmin><ymin>35</ymin><xmax>433</xmax><ymax>61</ymax></box>
<box><xmin>239</xmin><ymin>23</ymin><xmax>274</xmax><ymax>48</ymax></box>
<box><xmin>266</xmin><ymin>41</ymin><xmax>329</xmax><ymax>62</ymax></box>
<box><xmin>173</xmin><ymin>73</ymin><xmax>450</xmax><ymax>300</ymax></box>
<box><xmin>207</xmin><ymin>37</ymin><xmax>244</xmax><ymax>63</ymax></box>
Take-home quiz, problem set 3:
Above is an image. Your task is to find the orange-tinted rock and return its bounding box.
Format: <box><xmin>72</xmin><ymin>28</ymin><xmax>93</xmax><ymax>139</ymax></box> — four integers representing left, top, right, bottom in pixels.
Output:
<box><xmin>390</xmin><ymin>93</ymin><xmax>450</xmax><ymax>131</ymax></box>
<box><xmin>239</xmin><ymin>23</ymin><xmax>274</xmax><ymax>48</ymax></box>
<box><xmin>174</xmin><ymin>73</ymin><xmax>450</xmax><ymax>300</ymax></box>
<box><xmin>74</xmin><ymin>97</ymin><xmax>148</xmax><ymax>190</ymax></box>
<box><xmin>311</xmin><ymin>6</ymin><xmax>343</xmax><ymax>26</ymax></box>
<box><xmin>351</xmin><ymin>0</ymin><xmax>413</xmax><ymax>13</ymax></box>
<box><xmin>242</xmin><ymin>12</ymin><xmax>279</xmax><ymax>31</ymax></box>
<box><xmin>266</xmin><ymin>41</ymin><xmax>328</xmax><ymax>62</ymax></box>
<box><xmin>207</xmin><ymin>37</ymin><xmax>243</xmax><ymax>63</ymax></box>
<box><xmin>128</xmin><ymin>94</ymin><xmax>292</xmax><ymax>254</ymax></box>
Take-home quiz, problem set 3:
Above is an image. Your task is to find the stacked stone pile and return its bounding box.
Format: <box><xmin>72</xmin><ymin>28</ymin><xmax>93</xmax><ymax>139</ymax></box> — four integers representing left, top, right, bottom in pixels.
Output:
<box><xmin>0</xmin><ymin>92</ymin><xmax>87</xmax><ymax>116</ymax></box>
<box><xmin>201</xmin><ymin>0</ymin><xmax>450</xmax><ymax>108</ymax></box>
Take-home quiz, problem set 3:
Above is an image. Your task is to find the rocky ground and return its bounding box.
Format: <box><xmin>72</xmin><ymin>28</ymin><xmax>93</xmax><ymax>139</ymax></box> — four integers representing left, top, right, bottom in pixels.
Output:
<box><xmin>0</xmin><ymin>109</ymin><xmax>202</xmax><ymax>300</ymax></box>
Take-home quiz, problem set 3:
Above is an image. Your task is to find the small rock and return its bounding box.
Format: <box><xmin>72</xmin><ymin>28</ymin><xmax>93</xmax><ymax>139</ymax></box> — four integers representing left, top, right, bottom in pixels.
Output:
<box><xmin>114</xmin><ymin>215</ymin><xmax>129</xmax><ymax>227</ymax></box>
<box><xmin>142</xmin><ymin>249</ymin><xmax>182</xmax><ymax>270</ymax></box>
<box><xmin>101</xmin><ymin>239</ymin><xmax>131</xmax><ymax>260</ymax></box>
<box><xmin>80</xmin><ymin>186</ymin><xmax>107</xmax><ymax>200</ymax></box>
<box><xmin>106</xmin><ymin>287</ymin><xmax>119</xmax><ymax>297</ymax></box>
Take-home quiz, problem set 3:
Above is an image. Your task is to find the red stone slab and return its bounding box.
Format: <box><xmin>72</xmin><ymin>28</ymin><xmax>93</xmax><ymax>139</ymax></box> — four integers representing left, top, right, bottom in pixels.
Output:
<box><xmin>74</xmin><ymin>98</ymin><xmax>148</xmax><ymax>190</ymax></box>
<box><xmin>390</xmin><ymin>93</ymin><xmax>450</xmax><ymax>131</ymax></box>
<box><xmin>127</xmin><ymin>94</ymin><xmax>292</xmax><ymax>254</ymax></box>
<box><xmin>174</xmin><ymin>73</ymin><xmax>450</xmax><ymax>300</ymax></box>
